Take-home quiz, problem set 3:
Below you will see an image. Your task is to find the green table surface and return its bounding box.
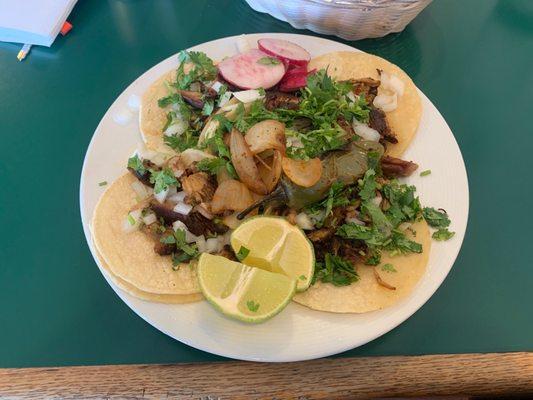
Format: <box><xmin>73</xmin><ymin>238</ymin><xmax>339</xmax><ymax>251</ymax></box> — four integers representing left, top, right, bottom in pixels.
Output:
<box><xmin>1</xmin><ymin>0</ymin><xmax>532</xmax><ymax>368</ymax></box>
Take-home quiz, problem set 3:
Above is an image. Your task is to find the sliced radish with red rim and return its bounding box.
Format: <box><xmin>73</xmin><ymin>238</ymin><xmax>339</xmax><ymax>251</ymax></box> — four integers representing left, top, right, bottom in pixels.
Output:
<box><xmin>258</xmin><ymin>38</ymin><xmax>311</xmax><ymax>67</ymax></box>
<box><xmin>218</xmin><ymin>49</ymin><xmax>286</xmax><ymax>90</ymax></box>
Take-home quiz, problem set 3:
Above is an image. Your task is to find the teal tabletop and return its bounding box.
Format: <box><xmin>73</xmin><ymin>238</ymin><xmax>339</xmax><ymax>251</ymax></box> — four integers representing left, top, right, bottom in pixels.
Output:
<box><xmin>1</xmin><ymin>0</ymin><xmax>532</xmax><ymax>368</ymax></box>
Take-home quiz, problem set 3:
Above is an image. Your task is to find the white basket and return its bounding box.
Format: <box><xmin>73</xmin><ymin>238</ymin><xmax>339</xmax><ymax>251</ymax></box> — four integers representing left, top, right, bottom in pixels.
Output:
<box><xmin>245</xmin><ymin>0</ymin><xmax>432</xmax><ymax>41</ymax></box>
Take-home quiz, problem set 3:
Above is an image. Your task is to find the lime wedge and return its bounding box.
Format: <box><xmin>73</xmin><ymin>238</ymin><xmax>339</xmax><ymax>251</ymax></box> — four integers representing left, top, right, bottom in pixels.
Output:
<box><xmin>197</xmin><ymin>253</ymin><xmax>296</xmax><ymax>323</ymax></box>
<box><xmin>230</xmin><ymin>216</ymin><xmax>315</xmax><ymax>291</ymax></box>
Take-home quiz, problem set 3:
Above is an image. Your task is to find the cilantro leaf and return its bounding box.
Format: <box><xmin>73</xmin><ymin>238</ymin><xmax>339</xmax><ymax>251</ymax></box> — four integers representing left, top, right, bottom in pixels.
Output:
<box><xmin>382</xmin><ymin>180</ymin><xmax>422</xmax><ymax>227</ymax></box>
<box><xmin>432</xmin><ymin>228</ymin><xmax>455</xmax><ymax>241</ymax></box>
<box><xmin>196</xmin><ymin>157</ymin><xmax>227</xmax><ymax>175</ymax></box>
<box><xmin>164</xmin><ymin>130</ymin><xmax>199</xmax><ymax>152</ymax></box>
<box><xmin>420</xmin><ymin>169</ymin><xmax>431</xmax><ymax>177</ymax></box>
<box><xmin>174</xmin><ymin>50</ymin><xmax>217</xmax><ymax>90</ymax></box>
<box><xmin>358</xmin><ymin>169</ymin><xmax>377</xmax><ymax>201</ymax></box>
<box><xmin>149</xmin><ymin>168</ymin><xmax>178</xmax><ymax>194</ymax></box>
<box><xmin>422</xmin><ymin>207</ymin><xmax>451</xmax><ymax>229</ymax></box>
<box><xmin>381</xmin><ymin>263</ymin><xmax>397</xmax><ymax>273</ymax></box>
<box><xmin>305</xmin><ymin>182</ymin><xmax>351</xmax><ymax>227</ymax></box>
<box><xmin>257</xmin><ymin>57</ymin><xmax>281</xmax><ymax>66</ymax></box>
<box><xmin>127</xmin><ymin>154</ymin><xmax>146</xmax><ymax>175</ymax></box>
<box><xmin>246</xmin><ymin>300</ymin><xmax>260</xmax><ymax>312</ymax></box>
<box><xmin>312</xmin><ymin>253</ymin><xmax>359</xmax><ymax>287</ymax></box>
<box><xmin>236</xmin><ymin>246</ymin><xmax>250</xmax><ymax>261</ymax></box>
<box><xmin>202</xmin><ymin>100</ymin><xmax>214</xmax><ymax>116</ymax></box>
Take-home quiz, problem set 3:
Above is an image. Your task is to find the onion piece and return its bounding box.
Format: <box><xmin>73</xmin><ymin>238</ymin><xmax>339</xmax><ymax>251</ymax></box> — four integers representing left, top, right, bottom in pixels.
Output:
<box><xmin>211</xmin><ymin>179</ymin><xmax>254</xmax><ymax>214</ymax></box>
<box><xmin>195</xmin><ymin>235</ymin><xmax>207</xmax><ymax>253</ymax></box>
<box><xmin>131</xmin><ymin>181</ymin><xmax>151</xmax><ymax>201</ymax></box>
<box><xmin>195</xmin><ymin>203</ymin><xmax>214</xmax><ymax>220</ymax></box>
<box><xmin>210</xmin><ymin>81</ymin><xmax>223</xmax><ymax>93</ymax></box>
<box><xmin>179</xmin><ymin>149</ymin><xmax>215</xmax><ymax>167</ymax></box>
<box><xmin>257</xmin><ymin>150</ymin><xmax>282</xmax><ymax>193</ymax></box>
<box><xmin>142</xmin><ymin>212</ymin><xmax>157</xmax><ymax>225</ymax></box>
<box><xmin>373</xmin><ymin>93</ymin><xmax>398</xmax><ymax>112</ymax></box>
<box><xmin>123</xmin><ymin>209</ymin><xmax>142</xmax><ymax>233</ymax></box>
<box><xmin>281</xmin><ymin>157</ymin><xmax>322</xmax><ymax>188</ymax></box>
<box><xmin>233</xmin><ymin>89</ymin><xmax>264</xmax><ymax>104</ymax></box>
<box><xmin>352</xmin><ymin>119</ymin><xmax>381</xmax><ymax>142</ymax></box>
<box><xmin>154</xmin><ymin>187</ymin><xmax>169</xmax><ymax>204</ymax></box>
<box><xmin>167</xmin><ymin>191</ymin><xmax>187</xmax><ymax>204</ymax></box>
<box><xmin>245</xmin><ymin>120</ymin><xmax>286</xmax><ymax>155</ymax></box>
<box><xmin>172</xmin><ymin>220</ymin><xmax>187</xmax><ymax>232</ymax></box>
<box><xmin>205</xmin><ymin>238</ymin><xmax>219</xmax><ymax>254</ymax></box>
<box><xmin>374</xmin><ymin>268</ymin><xmax>396</xmax><ymax>290</ymax></box>
<box><xmin>295</xmin><ymin>212</ymin><xmax>314</xmax><ymax>230</ymax></box>
<box><xmin>379</xmin><ymin>70</ymin><xmax>405</xmax><ymax>97</ymax></box>
<box><xmin>173</xmin><ymin>202</ymin><xmax>192</xmax><ymax>215</ymax></box>
<box><xmin>230</xmin><ymin>129</ymin><xmax>268</xmax><ymax>194</ymax></box>
<box><xmin>218</xmin><ymin>91</ymin><xmax>232</xmax><ymax>107</ymax></box>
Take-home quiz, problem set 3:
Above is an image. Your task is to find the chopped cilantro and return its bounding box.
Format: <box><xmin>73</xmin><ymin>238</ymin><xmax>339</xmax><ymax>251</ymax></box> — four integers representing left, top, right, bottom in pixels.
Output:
<box><xmin>432</xmin><ymin>228</ymin><xmax>455</xmax><ymax>241</ymax></box>
<box><xmin>420</xmin><ymin>169</ymin><xmax>431</xmax><ymax>177</ymax></box>
<box><xmin>423</xmin><ymin>207</ymin><xmax>450</xmax><ymax>229</ymax></box>
<box><xmin>164</xmin><ymin>229</ymin><xmax>200</xmax><ymax>266</ymax></box>
<box><xmin>127</xmin><ymin>154</ymin><xmax>146</xmax><ymax>175</ymax></box>
<box><xmin>305</xmin><ymin>182</ymin><xmax>352</xmax><ymax>227</ymax></box>
<box><xmin>299</xmin><ymin>275</ymin><xmax>307</xmax><ymax>281</ymax></box>
<box><xmin>382</xmin><ymin>180</ymin><xmax>422</xmax><ymax>227</ymax></box>
<box><xmin>312</xmin><ymin>253</ymin><xmax>359</xmax><ymax>287</ymax></box>
<box><xmin>127</xmin><ymin>213</ymin><xmax>136</xmax><ymax>226</ymax></box>
<box><xmin>236</xmin><ymin>246</ymin><xmax>250</xmax><ymax>261</ymax></box>
<box><xmin>98</xmin><ymin>181</ymin><xmax>107</xmax><ymax>187</ymax></box>
<box><xmin>164</xmin><ymin>130</ymin><xmax>199</xmax><ymax>152</ymax></box>
<box><xmin>381</xmin><ymin>263</ymin><xmax>397</xmax><ymax>273</ymax></box>
<box><xmin>202</xmin><ymin>100</ymin><xmax>214</xmax><ymax>116</ymax></box>
<box><xmin>246</xmin><ymin>300</ymin><xmax>260</xmax><ymax>312</ymax></box>
<box><xmin>149</xmin><ymin>168</ymin><xmax>178</xmax><ymax>194</ymax></box>
<box><xmin>257</xmin><ymin>57</ymin><xmax>281</xmax><ymax>66</ymax></box>
<box><xmin>358</xmin><ymin>169</ymin><xmax>377</xmax><ymax>201</ymax></box>
<box><xmin>365</xmin><ymin>250</ymin><xmax>381</xmax><ymax>266</ymax></box>
<box><xmin>174</xmin><ymin>50</ymin><xmax>217</xmax><ymax>90</ymax></box>
<box><xmin>197</xmin><ymin>157</ymin><xmax>227</xmax><ymax>175</ymax></box>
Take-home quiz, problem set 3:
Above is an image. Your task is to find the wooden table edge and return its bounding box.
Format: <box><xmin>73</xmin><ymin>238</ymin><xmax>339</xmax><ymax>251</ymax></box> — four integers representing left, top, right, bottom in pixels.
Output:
<box><xmin>1</xmin><ymin>351</ymin><xmax>532</xmax><ymax>399</ymax></box>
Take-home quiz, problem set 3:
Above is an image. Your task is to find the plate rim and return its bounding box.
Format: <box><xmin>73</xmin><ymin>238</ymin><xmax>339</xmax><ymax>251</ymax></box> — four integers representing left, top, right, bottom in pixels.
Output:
<box><xmin>80</xmin><ymin>32</ymin><xmax>469</xmax><ymax>362</ymax></box>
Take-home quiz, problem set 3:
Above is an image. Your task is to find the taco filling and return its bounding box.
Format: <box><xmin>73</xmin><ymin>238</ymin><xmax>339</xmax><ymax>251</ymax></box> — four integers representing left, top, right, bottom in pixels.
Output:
<box><xmin>94</xmin><ymin>39</ymin><xmax>454</xmax><ymax>313</ymax></box>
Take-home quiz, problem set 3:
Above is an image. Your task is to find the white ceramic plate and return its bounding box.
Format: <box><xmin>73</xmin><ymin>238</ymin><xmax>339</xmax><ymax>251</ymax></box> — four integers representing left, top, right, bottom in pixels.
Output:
<box><xmin>80</xmin><ymin>33</ymin><xmax>468</xmax><ymax>362</ymax></box>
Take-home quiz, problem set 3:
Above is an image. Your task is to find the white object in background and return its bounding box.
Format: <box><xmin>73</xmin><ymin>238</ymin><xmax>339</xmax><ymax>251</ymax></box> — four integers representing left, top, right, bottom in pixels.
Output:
<box><xmin>0</xmin><ymin>0</ymin><xmax>78</xmax><ymax>46</ymax></box>
<box><xmin>244</xmin><ymin>0</ymin><xmax>432</xmax><ymax>41</ymax></box>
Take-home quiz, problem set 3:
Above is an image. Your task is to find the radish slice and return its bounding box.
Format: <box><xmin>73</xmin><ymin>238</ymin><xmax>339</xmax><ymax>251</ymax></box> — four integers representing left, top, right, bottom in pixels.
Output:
<box><xmin>218</xmin><ymin>49</ymin><xmax>286</xmax><ymax>90</ymax></box>
<box><xmin>279</xmin><ymin>67</ymin><xmax>315</xmax><ymax>92</ymax></box>
<box><xmin>258</xmin><ymin>38</ymin><xmax>311</xmax><ymax>67</ymax></box>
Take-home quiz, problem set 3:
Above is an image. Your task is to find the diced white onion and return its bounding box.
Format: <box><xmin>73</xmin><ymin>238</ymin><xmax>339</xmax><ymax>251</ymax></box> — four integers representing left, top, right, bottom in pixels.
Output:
<box><xmin>295</xmin><ymin>212</ymin><xmax>314</xmax><ymax>230</ymax></box>
<box><xmin>217</xmin><ymin>91</ymin><xmax>232</xmax><ymax>107</ymax></box>
<box><xmin>380</xmin><ymin>71</ymin><xmax>405</xmax><ymax>97</ymax></box>
<box><xmin>346</xmin><ymin>216</ymin><xmax>365</xmax><ymax>226</ymax></box>
<box><xmin>180</xmin><ymin>148</ymin><xmax>215</xmax><ymax>167</ymax></box>
<box><xmin>130</xmin><ymin>181</ymin><xmax>152</xmax><ymax>200</ymax></box>
<box><xmin>164</xmin><ymin>117</ymin><xmax>188</xmax><ymax>137</ymax></box>
<box><xmin>352</xmin><ymin>119</ymin><xmax>381</xmax><ymax>142</ymax></box>
<box><xmin>210</xmin><ymin>81</ymin><xmax>223</xmax><ymax>93</ymax></box>
<box><xmin>236</xmin><ymin>34</ymin><xmax>251</xmax><ymax>53</ymax></box>
<box><xmin>205</xmin><ymin>238</ymin><xmax>219</xmax><ymax>253</ymax></box>
<box><xmin>373</xmin><ymin>93</ymin><xmax>398</xmax><ymax>113</ymax></box>
<box><xmin>167</xmin><ymin>191</ymin><xmax>187</xmax><ymax>204</ymax></box>
<box><xmin>167</xmin><ymin>185</ymin><xmax>178</xmax><ymax>199</ymax></box>
<box><xmin>195</xmin><ymin>235</ymin><xmax>207</xmax><ymax>253</ymax></box>
<box><xmin>371</xmin><ymin>193</ymin><xmax>382</xmax><ymax>207</ymax></box>
<box><xmin>172</xmin><ymin>220</ymin><xmax>187</xmax><ymax>232</ymax></box>
<box><xmin>142</xmin><ymin>212</ymin><xmax>157</xmax><ymax>225</ymax></box>
<box><xmin>123</xmin><ymin>209</ymin><xmax>142</xmax><ymax>232</ymax></box>
<box><xmin>173</xmin><ymin>202</ymin><xmax>192</xmax><ymax>215</ymax></box>
<box><xmin>154</xmin><ymin>187</ymin><xmax>169</xmax><ymax>204</ymax></box>
<box><xmin>346</xmin><ymin>91</ymin><xmax>356</xmax><ymax>102</ymax></box>
<box><xmin>233</xmin><ymin>89</ymin><xmax>264</xmax><ymax>104</ymax></box>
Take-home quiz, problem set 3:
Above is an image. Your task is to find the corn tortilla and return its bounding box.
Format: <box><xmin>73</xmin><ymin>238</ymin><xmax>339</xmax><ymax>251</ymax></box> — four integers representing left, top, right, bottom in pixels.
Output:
<box><xmin>293</xmin><ymin>220</ymin><xmax>431</xmax><ymax>313</ymax></box>
<box><xmin>92</xmin><ymin>173</ymin><xmax>201</xmax><ymax>295</ymax></box>
<box><xmin>95</xmin><ymin>249</ymin><xmax>203</xmax><ymax>304</ymax></box>
<box><xmin>308</xmin><ymin>51</ymin><xmax>422</xmax><ymax>157</ymax></box>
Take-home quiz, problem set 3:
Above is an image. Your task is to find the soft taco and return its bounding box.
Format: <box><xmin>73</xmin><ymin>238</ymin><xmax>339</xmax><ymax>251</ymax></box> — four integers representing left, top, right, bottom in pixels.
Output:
<box><xmin>93</xmin><ymin>38</ymin><xmax>453</xmax><ymax>317</ymax></box>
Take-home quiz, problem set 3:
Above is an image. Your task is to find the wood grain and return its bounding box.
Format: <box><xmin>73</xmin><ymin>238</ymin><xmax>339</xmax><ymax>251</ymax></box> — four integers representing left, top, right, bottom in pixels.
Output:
<box><xmin>1</xmin><ymin>352</ymin><xmax>531</xmax><ymax>399</ymax></box>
